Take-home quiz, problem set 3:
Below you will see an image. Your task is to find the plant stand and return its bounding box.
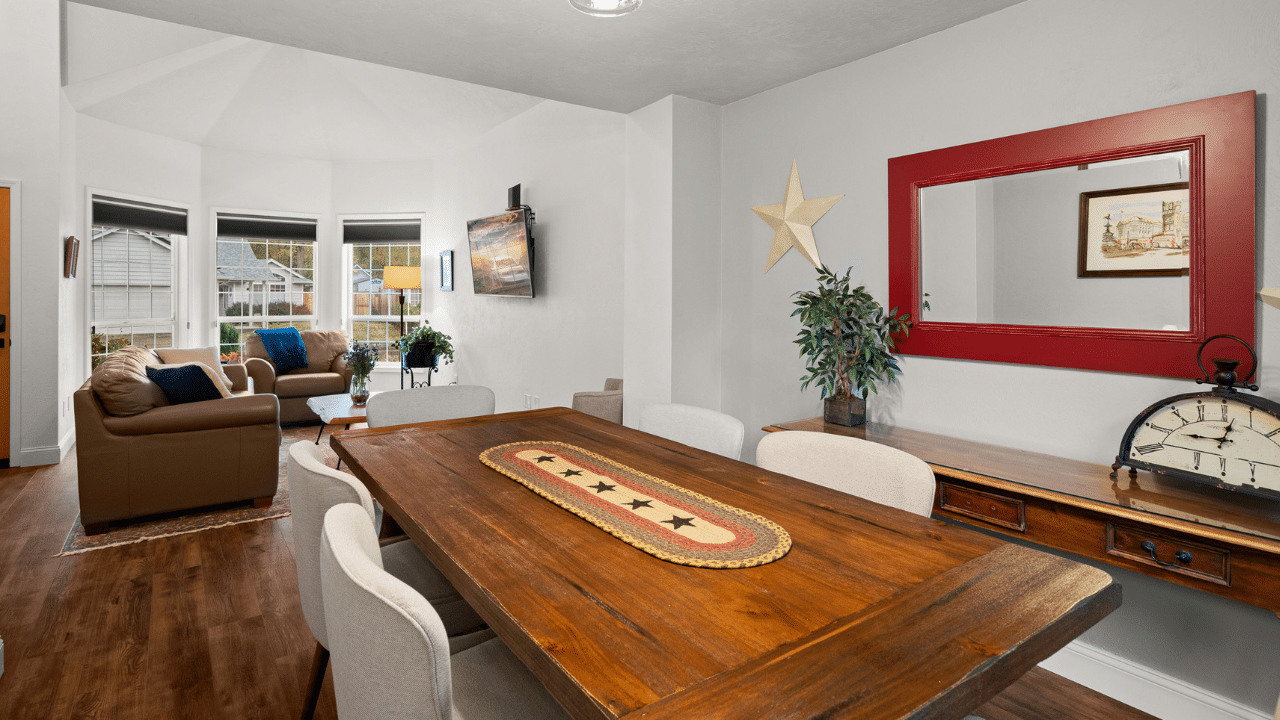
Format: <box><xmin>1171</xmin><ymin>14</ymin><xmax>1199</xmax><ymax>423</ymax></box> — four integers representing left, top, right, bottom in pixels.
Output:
<box><xmin>401</xmin><ymin>348</ymin><xmax>438</xmax><ymax>389</ymax></box>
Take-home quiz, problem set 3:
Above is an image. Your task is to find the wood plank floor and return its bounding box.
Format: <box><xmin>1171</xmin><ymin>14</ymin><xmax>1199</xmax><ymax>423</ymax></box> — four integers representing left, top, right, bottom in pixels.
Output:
<box><xmin>0</xmin><ymin>427</ymin><xmax>1157</xmax><ymax>719</ymax></box>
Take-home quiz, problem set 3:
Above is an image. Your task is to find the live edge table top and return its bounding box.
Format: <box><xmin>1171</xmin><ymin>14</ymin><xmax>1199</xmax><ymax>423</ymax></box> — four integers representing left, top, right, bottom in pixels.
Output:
<box><xmin>331</xmin><ymin>407</ymin><xmax>1120</xmax><ymax>720</ymax></box>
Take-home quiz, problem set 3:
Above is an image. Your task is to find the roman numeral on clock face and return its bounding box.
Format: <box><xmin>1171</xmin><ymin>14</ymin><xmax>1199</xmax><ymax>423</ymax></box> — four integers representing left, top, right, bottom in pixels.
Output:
<box><xmin>1220</xmin><ymin>457</ymin><xmax>1228</xmax><ymax>475</ymax></box>
<box><xmin>1266</xmin><ymin>428</ymin><xmax>1280</xmax><ymax>439</ymax></box>
<box><xmin>1221</xmin><ymin>404</ymin><xmax>1229</xmax><ymax>422</ymax></box>
<box><xmin>1197</xmin><ymin>404</ymin><xmax>1206</xmax><ymax>422</ymax></box>
<box><xmin>1171</xmin><ymin>408</ymin><xmax>1189</xmax><ymax>425</ymax></box>
<box><xmin>1134</xmin><ymin>443</ymin><xmax>1163</xmax><ymax>455</ymax></box>
<box><xmin>1193</xmin><ymin>451</ymin><xmax>1201</xmax><ymax>469</ymax></box>
<box><xmin>1146</xmin><ymin>422</ymin><xmax>1173</xmax><ymax>434</ymax></box>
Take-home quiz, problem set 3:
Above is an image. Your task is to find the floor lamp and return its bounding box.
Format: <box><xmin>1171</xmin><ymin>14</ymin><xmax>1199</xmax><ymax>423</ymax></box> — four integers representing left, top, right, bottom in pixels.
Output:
<box><xmin>382</xmin><ymin>265</ymin><xmax>421</xmax><ymax>340</ymax></box>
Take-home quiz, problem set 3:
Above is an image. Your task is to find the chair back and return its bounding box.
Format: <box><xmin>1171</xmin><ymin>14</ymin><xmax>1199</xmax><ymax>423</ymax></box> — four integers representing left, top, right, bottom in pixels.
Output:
<box><xmin>756</xmin><ymin>431</ymin><xmax>936</xmax><ymax>517</ymax></box>
<box><xmin>365</xmin><ymin>385</ymin><xmax>496</xmax><ymax>428</ymax></box>
<box><xmin>571</xmin><ymin>379</ymin><xmax>624</xmax><ymax>424</ymax></box>
<box><xmin>639</xmin><ymin>403</ymin><xmax>745</xmax><ymax>460</ymax></box>
<box><xmin>321</xmin><ymin>503</ymin><xmax>453</xmax><ymax>720</ymax></box>
<box><xmin>287</xmin><ymin>440</ymin><xmax>377</xmax><ymax>648</ymax></box>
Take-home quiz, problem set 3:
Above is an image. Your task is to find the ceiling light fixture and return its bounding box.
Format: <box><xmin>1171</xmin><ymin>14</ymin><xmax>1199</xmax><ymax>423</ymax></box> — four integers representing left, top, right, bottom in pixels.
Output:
<box><xmin>569</xmin><ymin>0</ymin><xmax>641</xmax><ymax>17</ymax></box>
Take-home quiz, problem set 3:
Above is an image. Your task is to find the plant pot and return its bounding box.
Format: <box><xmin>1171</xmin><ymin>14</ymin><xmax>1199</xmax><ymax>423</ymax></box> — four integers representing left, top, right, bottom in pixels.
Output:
<box><xmin>404</xmin><ymin>343</ymin><xmax>437</xmax><ymax>369</ymax></box>
<box><xmin>350</xmin><ymin>376</ymin><xmax>370</xmax><ymax>405</ymax></box>
<box><xmin>824</xmin><ymin>396</ymin><xmax>866</xmax><ymax>427</ymax></box>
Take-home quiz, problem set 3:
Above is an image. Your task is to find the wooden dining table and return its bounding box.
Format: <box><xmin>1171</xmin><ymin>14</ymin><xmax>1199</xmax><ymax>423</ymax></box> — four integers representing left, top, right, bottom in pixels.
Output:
<box><xmin>330</xmin><ymin>407</ymin><xmax>1121</xmax><ymax>720</ymax></box>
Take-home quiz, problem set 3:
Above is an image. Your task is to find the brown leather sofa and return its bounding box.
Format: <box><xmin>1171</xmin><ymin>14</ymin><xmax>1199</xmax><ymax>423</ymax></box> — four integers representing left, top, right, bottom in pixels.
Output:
<box><xmin>74</xmin><ymin>346</ymin><xmax>281</xmax><ymax>535</ymax></box>
<box><xmin>243</xmin><ymin>330</ymin><xmax>352</xmax><ymax>423</ymax></box>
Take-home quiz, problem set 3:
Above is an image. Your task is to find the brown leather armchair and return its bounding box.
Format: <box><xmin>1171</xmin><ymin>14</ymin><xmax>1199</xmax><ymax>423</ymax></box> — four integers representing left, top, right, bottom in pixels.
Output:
<box><xmin>74</xmin><ymin>346</ymin><xmax>281</xmax><ymax>535</ymax></box>
<box><xmin>243</xmin><ymin>330</ymin><xmax>353</xmax><ymax>423</ymax></box>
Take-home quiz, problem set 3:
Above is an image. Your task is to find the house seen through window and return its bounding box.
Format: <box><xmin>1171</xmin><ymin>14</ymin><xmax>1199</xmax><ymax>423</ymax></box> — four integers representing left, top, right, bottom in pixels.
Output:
<box><xmin>215</xmin><ymin>213</ymin><xmax>317</xmax><ymax>360</ymax></box>
<box><xmin>89</xmin><ymin>196</ymin><xmax>187</xmax><ymax>369</ymax></box>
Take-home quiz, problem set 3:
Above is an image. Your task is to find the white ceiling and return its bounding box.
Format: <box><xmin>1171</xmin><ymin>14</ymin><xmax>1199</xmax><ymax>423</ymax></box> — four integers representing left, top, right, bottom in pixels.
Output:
<box><xmin>65</xmin><ymin>4</ymin><xmax>546</xmax><ymax>162</ymax></box>
<box><xmin>72</xmin><ymin>0</ymin><xmax>1026</xmax><ymax>113</ymax></box>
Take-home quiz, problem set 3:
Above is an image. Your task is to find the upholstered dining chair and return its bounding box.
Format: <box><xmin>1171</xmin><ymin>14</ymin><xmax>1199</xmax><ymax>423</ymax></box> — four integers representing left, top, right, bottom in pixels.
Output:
<box><xmin>365</xmin><ymin>384</ymin><xmax>497</xmax><ymax>428</ymax></box>
<box><xmin>755</xmin><ymin>431</ymin><xmax>936</xmax><ymax>517</ymax></box>
<box><xmin>320</xmin><ymin>502</ymin><xmax>568</xmax><ymax>720</ymax></box>
<box><xmin>288</xmin><ymin>441</ymin><xmax>491</xmax><ymax>720</ymax></box>
<box><xmin>571</xmin><ymin>378</ymin><xmax>623</xmax><ymax>423</ymax></box>
<box><xmin>639</xmin><ymin>402</ymin><xmax>745</xmax><ymax>460</ymax></box>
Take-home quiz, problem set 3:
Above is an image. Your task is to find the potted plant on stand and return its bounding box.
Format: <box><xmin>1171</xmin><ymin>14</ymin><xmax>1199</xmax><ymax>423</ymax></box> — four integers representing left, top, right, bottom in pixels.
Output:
<box><xmin>398</xmin><ymin>324</ymin><xmax>455</xmax><ymax>371</ymax></box>
<box><xmin>792</xmin><ymin>265</ymin><xmax>912</xmax><ymax>427</ymax></box>
<box><xmin>345</xmin><ymin>342</ymin><xmax>378</xmax><ymax>405</ymax></box>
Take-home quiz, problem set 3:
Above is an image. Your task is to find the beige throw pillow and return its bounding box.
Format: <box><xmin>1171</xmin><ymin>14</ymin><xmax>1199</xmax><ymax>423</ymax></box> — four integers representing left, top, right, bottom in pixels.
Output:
<box><xmin>155</xmin><ymin>346</ymin><xmax>233</xmax><ymax>389</ymax></box>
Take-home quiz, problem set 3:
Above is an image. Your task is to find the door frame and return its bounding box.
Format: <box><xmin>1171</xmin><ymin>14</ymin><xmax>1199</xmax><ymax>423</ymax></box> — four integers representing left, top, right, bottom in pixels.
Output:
<box><xmin>1</xmin><ymin>180</ymin><xmax>22</xmax><ymax>467</ymax></box>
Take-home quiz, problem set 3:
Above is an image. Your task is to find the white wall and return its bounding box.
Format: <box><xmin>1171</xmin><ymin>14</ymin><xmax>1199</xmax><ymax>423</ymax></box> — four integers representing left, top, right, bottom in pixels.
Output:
<box><xmin>623</xmin><ymin>97</ymin><xmax>675</xmax><ymax>425</ymax></box>
<box><xmin>671</xmin><ymin>96</ymin><xmax>723</xmax><ymax>411</ymax></box>
<box><xmin>720</xmin><ymin>0</ymin><xmax>1280</xmax><ymax>713</ymax></box>
<box><xmin>1</xmin><ymin>0</ymin><xmax>64</xmax><ymax>466</ymax></box>
<box><xmin>427</xmin><ymin>100</ymin><xmax>626</xmax><ymax>413</ymax></box>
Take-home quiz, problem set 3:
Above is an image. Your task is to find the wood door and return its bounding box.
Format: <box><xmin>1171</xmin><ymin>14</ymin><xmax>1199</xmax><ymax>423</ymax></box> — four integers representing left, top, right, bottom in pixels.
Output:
<box><xmin>0</xmin><ymin>187</ymin><xmax>8</xmax><ymax>466</ymax></box>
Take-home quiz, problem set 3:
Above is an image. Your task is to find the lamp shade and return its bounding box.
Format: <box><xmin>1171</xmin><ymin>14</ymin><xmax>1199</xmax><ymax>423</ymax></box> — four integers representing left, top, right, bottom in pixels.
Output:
<box><xmin>382</xmin><ymin>265</ymin><xmax>421</xmax><ymax>290</ymax></box>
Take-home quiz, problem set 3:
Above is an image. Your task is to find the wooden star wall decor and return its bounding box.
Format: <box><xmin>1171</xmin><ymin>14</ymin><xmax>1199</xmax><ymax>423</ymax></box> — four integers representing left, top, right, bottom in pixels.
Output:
<box><xmin>752</xmin><ymin>160</ymin><xmax>844</xmax><ymax>272</ymax></box>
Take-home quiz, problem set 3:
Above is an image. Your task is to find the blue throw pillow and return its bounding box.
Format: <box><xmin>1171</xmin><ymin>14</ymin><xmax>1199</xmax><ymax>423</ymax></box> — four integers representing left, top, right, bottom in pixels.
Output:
<box><xmin>146</xmin><ymin>364</ymin><xmax>226</xmax><ymax>405</ymax></box>
<box><xmin>255</xmin><ymin>327</ymin><xmax>308</xmax><ymax>374</ymax></box>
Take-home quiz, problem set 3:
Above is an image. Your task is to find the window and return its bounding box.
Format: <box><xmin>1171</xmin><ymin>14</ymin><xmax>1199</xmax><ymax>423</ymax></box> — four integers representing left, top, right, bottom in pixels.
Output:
<box><xmin>216</xmin><ymin>213</ymin><xmax>317</xmax><ymax>360</ymax></box>
<box><xmin>343</xmin><ymin>218</ymin><xmax>423</xmax><ymax>364</ymax></box>
<box><xmin>89</xmin><ymin>196</ymin><xmax>187</xmax><ymax>369</ymax></box>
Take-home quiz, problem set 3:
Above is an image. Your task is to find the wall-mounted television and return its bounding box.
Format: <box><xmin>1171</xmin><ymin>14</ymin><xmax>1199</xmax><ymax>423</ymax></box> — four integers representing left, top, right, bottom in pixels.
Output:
<box><xmin>467</xmin><ymin>208</ymin><xmax>534</xmax><ymax>298</ymax></box>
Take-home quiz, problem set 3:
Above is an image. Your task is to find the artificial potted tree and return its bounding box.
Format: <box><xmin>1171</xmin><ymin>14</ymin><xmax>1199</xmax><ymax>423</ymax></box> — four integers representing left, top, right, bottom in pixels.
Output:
<box><xmin>398</xmin><ymin>324</ymin><xmax>455</xmax><ymax>370</ymax></box>
<box><xmin>792</xmin><ymin>265</ymin><xmax>912</xmax><ymax>427</ymax></box>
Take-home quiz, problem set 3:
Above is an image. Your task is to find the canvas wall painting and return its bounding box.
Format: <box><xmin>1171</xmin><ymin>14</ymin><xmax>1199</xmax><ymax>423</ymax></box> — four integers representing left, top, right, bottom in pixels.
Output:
<box><xmin>1078</xmin><ymin>182</ymin><xmax>1191</xmax><ymax>277</ymax></box>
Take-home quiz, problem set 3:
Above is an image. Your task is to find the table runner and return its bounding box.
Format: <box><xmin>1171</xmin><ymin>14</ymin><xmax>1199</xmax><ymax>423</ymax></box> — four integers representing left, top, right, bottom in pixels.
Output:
<box><xmin>481</xmin><ymin>441</ymin><xmax>790</xmax><ymax>568</ymax></box>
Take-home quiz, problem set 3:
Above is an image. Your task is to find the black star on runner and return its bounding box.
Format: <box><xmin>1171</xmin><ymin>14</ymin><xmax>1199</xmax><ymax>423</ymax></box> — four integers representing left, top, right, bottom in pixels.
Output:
<box><xmin>661</xmin><ymin>515</ymin><xmax>696</xmax><ymax>530</ymax></box>
<box><xmin>534</xmin><ymin>455</ymin><xmax>556</xmax><ymax>463</ymax></box>
<box><xmin>560</xmin><ymin>469</ymin><xmax>583</xmax><ymax>477</ymax></box>
<box><xmin>588</xmin><ymin>481</ymin><xmax>616</xmax><ymax>494</ymax></box>
<box><xmin>622</xmin><ymin>499</ymin><xmax>653</xmax><ymax>510</ymax></box>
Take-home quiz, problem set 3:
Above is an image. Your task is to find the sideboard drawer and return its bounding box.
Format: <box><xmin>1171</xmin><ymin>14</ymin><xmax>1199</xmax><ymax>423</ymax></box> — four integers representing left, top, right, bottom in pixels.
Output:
<box><xmin>939</xmin><ymin>483</ymin><xmax>1026</xmax><ymax>531</ymax></box>
<box><xmin>1107</xmin><ymin>524</ymin><xmax>1230</xmax><ymax>586</ymax></box>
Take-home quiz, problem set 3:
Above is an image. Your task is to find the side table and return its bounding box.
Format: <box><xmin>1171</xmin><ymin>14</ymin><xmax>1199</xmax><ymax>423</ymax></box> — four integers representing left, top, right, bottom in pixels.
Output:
<box><xmin>305</xmin><ymin>393</ymin><xmax>377</xmax><ymax>468</ymax></box>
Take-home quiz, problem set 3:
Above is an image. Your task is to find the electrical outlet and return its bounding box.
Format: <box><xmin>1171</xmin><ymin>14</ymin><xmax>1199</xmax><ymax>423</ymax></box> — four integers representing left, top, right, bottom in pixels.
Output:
<box><xmin>533</xmin><ymin>396</ymin><xmax>540</xmax><ymax>409</ymax></box>
<box><xmin>524</xmin><ymin>394</ymin><xmax>531</xmax><ymax>409</ymax></box>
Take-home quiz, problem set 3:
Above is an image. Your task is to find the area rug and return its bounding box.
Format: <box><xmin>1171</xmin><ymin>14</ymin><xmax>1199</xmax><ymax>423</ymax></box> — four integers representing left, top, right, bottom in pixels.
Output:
<box><xmin>56</xmin><ymin>435</ymin><xmax>337</xmax><ymax>556</ymax></box>
<box><xmin>480</xmin><ymin>441</ymin><xmax>791</xmax><ymax>569</ymax></box>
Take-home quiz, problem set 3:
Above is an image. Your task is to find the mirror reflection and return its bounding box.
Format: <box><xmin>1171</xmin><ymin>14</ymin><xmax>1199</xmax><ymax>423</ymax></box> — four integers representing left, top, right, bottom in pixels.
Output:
<box><xmin>919</xmin><ymin>151</ymin><xmax>1190</xmax><ymax>330</ymax></box>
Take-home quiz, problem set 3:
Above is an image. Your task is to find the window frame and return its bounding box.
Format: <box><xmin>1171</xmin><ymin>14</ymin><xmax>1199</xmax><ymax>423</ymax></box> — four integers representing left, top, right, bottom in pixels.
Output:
<box><xmin>339</xmin><ymin>213</ymin><xmax>426</xmax><ymax>368</ymax></box>
<box><xmin>211</xmin><ymin>207</ymin><xmax>321</xmax><ymax>361</ymax></box>
<box><xmin>85</xmin><ymin>188</ymin><xmax>191</xmax><ymax>369</ymax></box>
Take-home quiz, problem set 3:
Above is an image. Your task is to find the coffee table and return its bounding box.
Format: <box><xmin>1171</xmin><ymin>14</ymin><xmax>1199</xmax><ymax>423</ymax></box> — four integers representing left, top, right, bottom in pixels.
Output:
<box><xmin>306</xmin><ymin>393</ymin><xmax>377</xmax><ymax>467</ymax></box>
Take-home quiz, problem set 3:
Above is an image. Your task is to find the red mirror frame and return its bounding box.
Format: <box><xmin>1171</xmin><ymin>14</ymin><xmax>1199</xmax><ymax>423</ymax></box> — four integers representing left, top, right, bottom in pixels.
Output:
<box><xmin>888</xmin><ymin>91</ymin><xmax>1255</xmax><ymax>379</ymax></box>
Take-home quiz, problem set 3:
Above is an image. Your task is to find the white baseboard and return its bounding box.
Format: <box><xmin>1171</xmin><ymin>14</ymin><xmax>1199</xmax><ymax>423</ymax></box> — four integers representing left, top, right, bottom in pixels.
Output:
<box><xmin>17</xmin><ymin>443</ymin><xmax>63</xmax><ymax>467</ymax></box>
<box><xmin>1040</xmin><ymin>640</ymin><xmax>1273</xmax><ymax>720</ymax></box>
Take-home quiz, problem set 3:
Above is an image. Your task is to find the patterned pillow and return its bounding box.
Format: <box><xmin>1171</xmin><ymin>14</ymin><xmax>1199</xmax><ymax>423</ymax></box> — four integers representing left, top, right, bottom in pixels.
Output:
<box><xmin>255</xmin><ymin>327</ymin><xmax>308</xmax><ymax>374</ymax></box>
<box><xmin>145</xmin><ymin>363</ymin><xmax>233</xmax><ymax>405</ymax></box>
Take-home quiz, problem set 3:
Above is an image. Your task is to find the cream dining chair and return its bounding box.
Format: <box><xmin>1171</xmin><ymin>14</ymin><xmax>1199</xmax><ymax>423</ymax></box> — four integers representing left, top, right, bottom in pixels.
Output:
<box><xmin>639</xmin><ymin>402</ymin><xmax>745</xmax><ymax>460</ymax></box>
<box><xmin>288</xmin><ymin>441</ymin><xmax>490</xmax><ymax>720</ymax></box>
<box><xmin>755</xmin><ymin>430</ymin><xmax>936</xmax><ymax>517</ymax></box>
<box><xmin>320</xmin><ymin>502</ymin><xmax>567</xmax><ymax>720</ymax></box>
<box><xmin>365</xmin><ymin>384</ymin><xmax>496</xmax><ymax>428</ymax></box>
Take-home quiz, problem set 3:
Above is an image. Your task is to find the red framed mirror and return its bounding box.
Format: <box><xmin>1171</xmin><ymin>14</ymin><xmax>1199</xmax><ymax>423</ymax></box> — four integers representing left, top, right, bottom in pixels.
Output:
<box><xmin>888</xmin><ymin>91</ymin><xmax>1255</xmax><ymax>379</ymax></box>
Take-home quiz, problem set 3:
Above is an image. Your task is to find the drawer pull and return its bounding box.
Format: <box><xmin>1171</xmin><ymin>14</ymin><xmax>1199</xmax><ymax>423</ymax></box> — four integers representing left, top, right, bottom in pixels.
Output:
<box><xmin>1139</xmin><ymin>540</ymin><xmax>1192</xmax><ymax>569</ymax></box>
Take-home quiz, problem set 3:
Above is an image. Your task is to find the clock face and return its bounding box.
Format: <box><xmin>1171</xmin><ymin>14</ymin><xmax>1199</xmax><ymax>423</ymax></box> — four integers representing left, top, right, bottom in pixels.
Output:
<box><xmin>1127</xmin><ymin>394</ymin><xmax>1280</xmax><ymax>495</ymax></box>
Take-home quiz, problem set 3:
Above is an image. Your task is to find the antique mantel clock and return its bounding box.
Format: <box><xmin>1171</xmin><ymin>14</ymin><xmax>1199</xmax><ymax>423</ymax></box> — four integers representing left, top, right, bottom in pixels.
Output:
<box><xmin>1112</xmin><ymin>336</ymin><xmax>1280</xmax><ymax>501</ymax></box>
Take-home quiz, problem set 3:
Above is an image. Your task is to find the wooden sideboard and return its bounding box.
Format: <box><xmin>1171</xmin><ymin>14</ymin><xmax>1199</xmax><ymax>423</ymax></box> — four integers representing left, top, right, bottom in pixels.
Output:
<box><xmin>765</xmin><ymin>419</ymin><xmax>1280</xmax><ymax>617</ymax></box>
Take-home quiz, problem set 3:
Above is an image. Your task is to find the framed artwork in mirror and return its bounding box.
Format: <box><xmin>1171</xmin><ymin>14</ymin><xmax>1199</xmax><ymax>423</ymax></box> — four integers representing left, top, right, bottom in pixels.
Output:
<box><xmin>1078</xmin><ymin>182</ymin><xmax>1190</xmax><ymax>278</ymax></box>
<box><xmin>888</xmin><ymin>91</ymin><xmax>1255</xmax><ymax>379</ymax></box>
